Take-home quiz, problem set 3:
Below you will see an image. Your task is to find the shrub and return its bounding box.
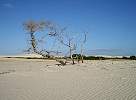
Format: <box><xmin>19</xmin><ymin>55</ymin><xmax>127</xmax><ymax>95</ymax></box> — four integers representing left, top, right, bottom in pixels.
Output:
<box><xmin>130</xmin><ymin>56</ymin><xmax>136</xmax><ymax>60</ymax></box>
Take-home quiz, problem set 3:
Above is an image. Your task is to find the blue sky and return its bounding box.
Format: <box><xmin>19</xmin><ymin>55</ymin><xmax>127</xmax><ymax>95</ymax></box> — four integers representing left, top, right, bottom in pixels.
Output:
<box><xmin>0</xmin><ymin>0</ymin><xmax>136</xmax><ymax>56</ymax></box>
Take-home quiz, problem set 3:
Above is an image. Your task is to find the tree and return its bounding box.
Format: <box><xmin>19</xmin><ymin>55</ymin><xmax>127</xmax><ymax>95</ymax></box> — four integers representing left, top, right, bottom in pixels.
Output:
<box><xmin>55</xmin><ymin>31</ymin><xmax>77</xmax><ymax>64</ymax></box>
<box><xmin>42</xmin><ymin>23</ymin><xmax>77</xmax><ymax>64</ymax></box>
<box><xmin>130</xmin><ymin>56</ymin><xmax>136</xmax><ymax>60</ymax></box>
<box><xmin>23</xmin><ymin>20</ymin><xmax>58</xmax><ymax>58</ymax></box>
<box><xmin>23</xmin><ymin>20</ymin><xmax>87</xmax><ymax>65</ymax></box>
<box><xmin>80</xmin><ymin>32</ymin><xmax>87</xmax><ymax>63</ymax></box>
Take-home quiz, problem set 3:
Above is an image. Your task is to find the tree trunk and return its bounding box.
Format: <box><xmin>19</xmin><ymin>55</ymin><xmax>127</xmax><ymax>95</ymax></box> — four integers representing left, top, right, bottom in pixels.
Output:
<box><xmin>30</xmin><ymin>32</ymin><xmax>47</xmax><ymax>57</ymax></box>
<box><xmin>69</xmin><ymin>40</ymin><xmax>75</xmax><ymax>64</ymax></box>
<box><xmin>81</xmin><ymin>44</ymin><xmax>84</xmax><ymax>63</ymax></box>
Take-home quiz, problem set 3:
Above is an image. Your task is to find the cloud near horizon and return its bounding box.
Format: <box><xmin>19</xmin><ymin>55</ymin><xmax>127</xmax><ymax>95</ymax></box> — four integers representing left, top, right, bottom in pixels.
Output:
<box><xmin>85</xmin><ymin>48</ymin><xmax>126</xmax><ymax>56</ymax></box>
<box><xmin>88</xmin><ymin>48</ymin><xmax>121</xmax><ymax>52</ymax></box>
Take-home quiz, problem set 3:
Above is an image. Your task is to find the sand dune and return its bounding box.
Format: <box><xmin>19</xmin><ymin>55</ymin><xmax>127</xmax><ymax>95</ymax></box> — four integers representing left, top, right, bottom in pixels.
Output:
<box><xmin>0</xmin><ymin>58</ymin><xmax>136</xmax><ymax>100</ymax></box>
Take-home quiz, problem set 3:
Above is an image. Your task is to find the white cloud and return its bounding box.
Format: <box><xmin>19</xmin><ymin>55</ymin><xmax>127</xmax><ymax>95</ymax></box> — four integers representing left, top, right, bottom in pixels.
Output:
<box><xmin>3</xmin><ymin>3</ymin><xmax>14</xmax><ymax>8</ymax></box>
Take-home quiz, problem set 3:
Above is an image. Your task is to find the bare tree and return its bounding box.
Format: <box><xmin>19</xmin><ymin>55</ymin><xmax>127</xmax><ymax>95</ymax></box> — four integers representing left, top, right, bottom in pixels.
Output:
<box><xmin>23</xmin><ymin>20</ymin><xmax>87</xmax><ymax>65</ymax></box>
<box><xmin>23</xmin><ymin>20</ymin><xmax>53</xmax><ymax>58</ymax></box>
<box><xmin>44</xmin><ymin>24</ymin><xmax>77</xmax><ymax>64</ymax></box>
<box><xmin>80</xmin><ymin>32</ymin><xmax>87</xmax><ymax>63</ymax></box>
<box><xmin>23</xmin><ymin>20</ymin><xmax>69</xmax><ymax>65</ymax></box>
<box><xmin>57</xmin><ymin>32</ymin><xmax>77</xmax><ymax>64</ymax></box>
<box><xmin>66</xmin><ymin>38</ymin><xmax>76</xmax><ymax>64</ymax></box>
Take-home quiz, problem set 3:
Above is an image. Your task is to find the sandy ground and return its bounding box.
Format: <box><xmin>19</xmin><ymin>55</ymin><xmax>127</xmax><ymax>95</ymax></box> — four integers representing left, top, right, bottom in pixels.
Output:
<box><xmin>0</xmin><ymin>58</ymin><xmax>136</xmax><ymax>100</ymax></box>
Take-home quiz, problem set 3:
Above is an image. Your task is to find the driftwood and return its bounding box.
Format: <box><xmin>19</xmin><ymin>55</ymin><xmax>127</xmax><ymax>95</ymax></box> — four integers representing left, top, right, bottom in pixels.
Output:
<box><xmin>56</xmin><ymin>59</ymin><xmax>67</xmax><ymax>66</ymax></box>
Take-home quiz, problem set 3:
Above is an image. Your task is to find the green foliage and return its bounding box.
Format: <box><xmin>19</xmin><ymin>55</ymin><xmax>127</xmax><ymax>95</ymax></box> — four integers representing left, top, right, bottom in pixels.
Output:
<box><xmin>72</xmin><ymin>54</ymin><xmax>105</xmax><ymax>60</ymax></box>
<box><xmin>130</xmin><ymin>56</ymin><xmax>136</xmax><ymax>60</ymax></box>
<box><xmin>122</xmin><ymin>56</ymin><xmax>136</xmax><ymax>60</ymax></box>
<box><xmin>84</xmin><ymin>56</ymin><xmax>105</xmax><ymax>60</ymax></box>
<box><xmin>72</xmin><ymin>54</ymin><xmax>81</xmax><ymax>58</ymax></box>
<box><xmin>122</xmin><ymin>56</ymin><xmax>129</xmax><ymax>59</ymax></box>
<box><xmin>72</xmin><ymin>55</ymin><xmax>136</xmax><ymax>60</ymax></box>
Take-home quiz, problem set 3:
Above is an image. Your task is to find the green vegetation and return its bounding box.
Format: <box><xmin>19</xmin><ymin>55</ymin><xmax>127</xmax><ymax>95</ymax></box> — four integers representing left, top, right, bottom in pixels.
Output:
<box><xmin>130</xmin><ymin>56</ymin><xmax>136</xmax><ymax>60</ymax></box>
<box><xmin>5</xmin><ymin>55</ymin><xmax>136</xmax><ymax>60</ymax></box>
<box><xmin>72</xmin><ymin>54</ymin><xmax>105</xmax><ymax>60</ymax></box>
<box><xmin>84</xmin><ymin>56</ymin><xmax>105</xmax><ymax>60</ymax></box>
<box><xmin>72</xmin><ymin>54</ymin><xmax>136</xmax><ymax>60</ymax></box>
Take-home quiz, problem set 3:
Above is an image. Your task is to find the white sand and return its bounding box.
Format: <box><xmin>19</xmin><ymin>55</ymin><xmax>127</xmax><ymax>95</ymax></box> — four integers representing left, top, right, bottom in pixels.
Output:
<box><xmin>0</xmin><ymin>58</ymin><xmax>136</xmax><ymax>100</ymax></box>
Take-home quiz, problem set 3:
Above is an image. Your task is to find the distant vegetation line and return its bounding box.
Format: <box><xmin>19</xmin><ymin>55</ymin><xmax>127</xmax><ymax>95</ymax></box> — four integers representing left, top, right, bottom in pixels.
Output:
<box><xmin>4</xmin><ymin>55</ymin><xmax>136</xmax><ymax>60</ymax></box>
<box><xmin>72</xmin><ymin>54</ymin><xmax>136</xmax><ymax>60</ymax></box>
<box><xmin>83</xmin><ymin>56</ymin><xmax>136</xmax><ymax>60</ymax></box>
